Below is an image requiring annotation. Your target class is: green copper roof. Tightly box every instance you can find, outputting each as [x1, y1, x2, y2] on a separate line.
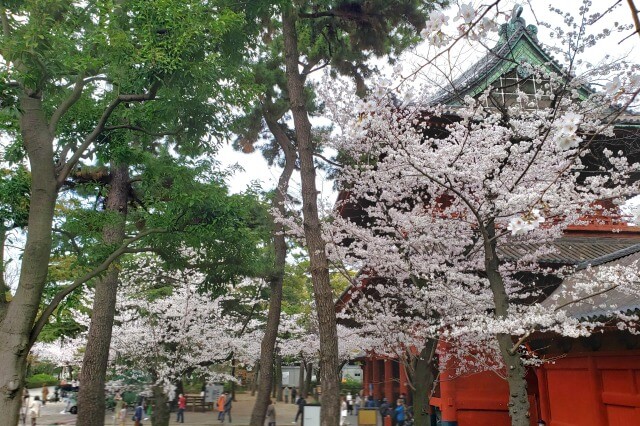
[431, 5, 574, 105]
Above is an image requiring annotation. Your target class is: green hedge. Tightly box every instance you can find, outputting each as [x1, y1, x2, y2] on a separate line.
[26, 373, 58, 389]
[340, 378, 362, 395]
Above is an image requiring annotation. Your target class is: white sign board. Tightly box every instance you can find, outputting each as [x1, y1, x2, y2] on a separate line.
[303, 405, 321, 426]
[205, 384, 224, 404]
[282, 371, 290, 384]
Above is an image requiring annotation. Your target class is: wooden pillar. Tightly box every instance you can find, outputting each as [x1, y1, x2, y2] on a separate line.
[372, 358, 381, 399]
[536, 366, 551, 423]
[363, 359, 370, 397]
[366, 359, 374, 397]
[384, 359, 393, 401]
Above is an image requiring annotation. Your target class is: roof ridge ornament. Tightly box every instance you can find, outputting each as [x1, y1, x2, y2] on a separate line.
[498, 4, 538, 42]
[511, 4, 524, 24]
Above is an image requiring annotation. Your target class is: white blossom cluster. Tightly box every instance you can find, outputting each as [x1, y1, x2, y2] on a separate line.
[321, 27, 640, 378]
[109, 254, 267, 398]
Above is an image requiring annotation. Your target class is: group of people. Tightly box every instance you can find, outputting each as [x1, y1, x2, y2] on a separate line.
[339, 393, 411, 426]
[215, 391, 233, 423]
[114, 391, 153, 426]
[267, 391, 307, 425]
[21, 386, 47, 426]
[281, 386, 298, 404]
[378, 396, 410, 426]
[340, 392, 363, 416]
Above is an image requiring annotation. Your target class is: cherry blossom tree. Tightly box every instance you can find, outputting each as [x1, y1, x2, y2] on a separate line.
[109, 254, 267, 426]
[31, 334, 86, 377]
[325, 3, 640, 425]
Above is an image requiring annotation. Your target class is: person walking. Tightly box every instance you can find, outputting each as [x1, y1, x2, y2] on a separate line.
[133, 401, 144, 426]
[41, 385, 48, 406]
[294, 394, 306, 423]
[118, 403, 128, 426]
[29, 396, 42, 426]
[176, 394, 186, 423]
[379, 398, 390, 419]
[222, 392, 232, 423]
[291, 387, 297, 404]
[217, 392, 226, 421]
[284, 387, 290, 404]
[266, 399, 276, 426]
[340, 396, 348, 426]
[394, 399, 406, 426]
[113, 391, 124, 426]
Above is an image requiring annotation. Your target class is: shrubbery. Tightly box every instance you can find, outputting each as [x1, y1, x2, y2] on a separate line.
[340, 378, 362, 395]
[26, 373, 58, 389]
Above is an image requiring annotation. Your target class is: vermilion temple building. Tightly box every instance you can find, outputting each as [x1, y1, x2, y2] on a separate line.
[335, 9, 640, 426]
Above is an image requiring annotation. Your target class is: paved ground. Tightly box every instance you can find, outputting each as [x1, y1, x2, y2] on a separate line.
[28, 392, 361, 426]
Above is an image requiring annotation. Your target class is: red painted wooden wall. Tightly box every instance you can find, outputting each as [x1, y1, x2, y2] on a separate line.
[541, 352, 640, 426]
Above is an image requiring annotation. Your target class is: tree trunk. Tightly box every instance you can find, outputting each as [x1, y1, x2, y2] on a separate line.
[298, 362, 305, 396]
[0, 96, 57, 425]
[0, 226, 8, 301]
[272, 373, 277, 399]
[151, 385, 170, 426]
[275, 353, 283, 402]
[77, 162, 129, 426]
[281, 9, 340, 426]
[249, 116, 296, 426]
[304, 363, 313, 399]
[483, 220, 529, 426]
[497, 334, 529, 426]
[231, 361, 236, 402]
[251, 361, 259, 397]
[412, 340, 437, 426]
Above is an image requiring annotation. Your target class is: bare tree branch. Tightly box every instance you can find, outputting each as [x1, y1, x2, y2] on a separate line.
[626, 0, 640, 41]
[104, 124, 181, 137]
[49, 72, 86, 135]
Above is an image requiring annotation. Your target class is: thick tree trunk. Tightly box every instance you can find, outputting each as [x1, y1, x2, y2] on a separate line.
[77, 162, 129, 426]
[483, 220, 529, 426]
[151, 385, 170, 426]
[249, 118, 295, 426]
[497, 334, 529, 426]
[0, 97, 57, 425]
[281, 9, 340, 426]
[412, 341, 437, 426]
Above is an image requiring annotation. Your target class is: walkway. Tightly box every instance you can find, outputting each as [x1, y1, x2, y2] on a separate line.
[33, 392, 310, 426]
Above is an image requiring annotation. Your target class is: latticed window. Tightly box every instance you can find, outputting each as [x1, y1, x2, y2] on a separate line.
[486, 68, 553, 109]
